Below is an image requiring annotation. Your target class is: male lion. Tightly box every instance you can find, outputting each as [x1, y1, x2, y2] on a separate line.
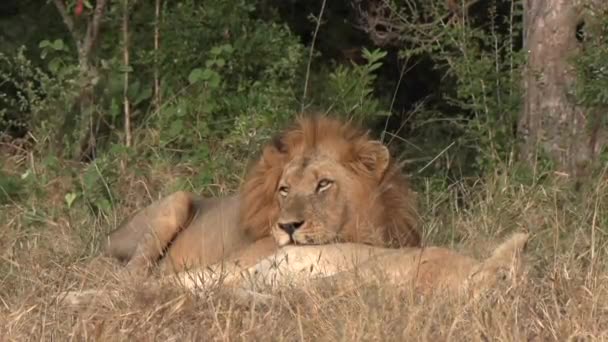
[102, 114, 420, 276]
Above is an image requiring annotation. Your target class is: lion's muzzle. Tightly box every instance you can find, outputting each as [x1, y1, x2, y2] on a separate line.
[278, 220, 305, 236]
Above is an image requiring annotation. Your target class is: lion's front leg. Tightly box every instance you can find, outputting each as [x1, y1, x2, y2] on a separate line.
[103, 191, 198, 275]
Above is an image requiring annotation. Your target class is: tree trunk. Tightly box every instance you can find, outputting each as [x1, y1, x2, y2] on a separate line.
[518, 0, 604, 179]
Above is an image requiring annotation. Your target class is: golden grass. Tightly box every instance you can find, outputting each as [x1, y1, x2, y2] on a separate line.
[1, 156, 608, 341]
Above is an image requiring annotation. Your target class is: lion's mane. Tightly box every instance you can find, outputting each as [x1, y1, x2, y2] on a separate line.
[239, 114, 420, 247]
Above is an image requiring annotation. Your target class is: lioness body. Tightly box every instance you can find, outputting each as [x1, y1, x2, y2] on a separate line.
[172, 233, 529, 298]
[63, 233, 529, 306]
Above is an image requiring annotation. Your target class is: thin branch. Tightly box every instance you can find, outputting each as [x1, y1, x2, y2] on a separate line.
[353, 0, 482, 46]
[154, 0, 162, 109]
[52, 0, 79, 46]
[301, 0, 327, 112]
[381, 55, 410, 143]
[417, 141, 455, 174]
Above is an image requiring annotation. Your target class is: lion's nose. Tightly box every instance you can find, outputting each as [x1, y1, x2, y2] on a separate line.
[278, 221, 305, 235]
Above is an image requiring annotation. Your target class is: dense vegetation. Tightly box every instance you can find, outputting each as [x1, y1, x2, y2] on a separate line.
[1, 0, 608, 339]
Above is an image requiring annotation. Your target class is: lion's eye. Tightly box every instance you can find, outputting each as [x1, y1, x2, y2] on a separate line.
[278, 185, 289, 197]
[316, 179, 333, 193]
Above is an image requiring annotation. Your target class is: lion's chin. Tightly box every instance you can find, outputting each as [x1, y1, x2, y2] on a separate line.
[272, 226, 340, 247]
[272, 230, 292, 247]
[291, 232, 339, 246]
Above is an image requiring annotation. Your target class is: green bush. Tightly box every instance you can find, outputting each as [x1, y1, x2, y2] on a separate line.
[308, 48, 390, 122]
[387, 2, 525, 176]
[141, 1, 306, 155]
[0, 169, 24, 204]
[574, 8, 608, 135]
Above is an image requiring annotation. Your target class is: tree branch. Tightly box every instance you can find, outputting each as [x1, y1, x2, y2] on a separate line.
[122, 0, 132, 149]
[82, 0, 109, 62]
[353, 0, 483, 46]
[154, 0, 162, 109]
[301, 0, 327, 110]
[52, 0, 79, 46]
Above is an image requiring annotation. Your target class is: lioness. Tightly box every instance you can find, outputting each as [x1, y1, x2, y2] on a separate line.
[65, 233, 529, 306]
[103, 114, 420, 276]
[170, 232, 529, 300]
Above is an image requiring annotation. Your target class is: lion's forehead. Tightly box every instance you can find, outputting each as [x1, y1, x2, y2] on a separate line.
[281, 154, 338, 184]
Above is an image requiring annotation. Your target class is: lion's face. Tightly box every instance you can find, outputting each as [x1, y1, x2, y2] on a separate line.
[240, 115, 420, 248]
[272, 153, 365, 247]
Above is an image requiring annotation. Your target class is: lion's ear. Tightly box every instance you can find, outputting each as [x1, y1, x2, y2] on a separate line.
[260, 134, 288, 164]
[354, 140, 390, 179]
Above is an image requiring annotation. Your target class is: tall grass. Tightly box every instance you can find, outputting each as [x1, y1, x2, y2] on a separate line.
[1, 151, 606, 340]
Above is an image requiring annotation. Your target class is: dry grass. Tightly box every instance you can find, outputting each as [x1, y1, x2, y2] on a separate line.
[1, 155, 608, 341]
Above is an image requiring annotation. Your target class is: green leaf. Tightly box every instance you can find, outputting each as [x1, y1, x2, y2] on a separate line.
[208, 71, 221, 88]
[82, 166, 98, 190]
[200, 68, 214, 80]
[201, 101, 216, 114]
[20, 169, 31, 180]
[65, 192, 77, 209]
[52, 39, 65, 51]
[39, 40, 51, 59]
[367, 62, 383, 72]
[222, 44, 234, 54]
[362, 48, 387, 64]
[119, 64, 134, 73]
[210, 46, 222, 56]
[168, 119, 184, 137]
[110, 98, 120, 118]
[109, 143, 128, 156]
[163, 104, 175, 117]
[97, 198, 112, 213]
[176, 101, 187, 117]
[188, 68, 204, 84]
[134, 86, 152, 105]
[43, 155, 60, 171]
[128, 80, 141, 97]
[48, 58, 62, 74]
